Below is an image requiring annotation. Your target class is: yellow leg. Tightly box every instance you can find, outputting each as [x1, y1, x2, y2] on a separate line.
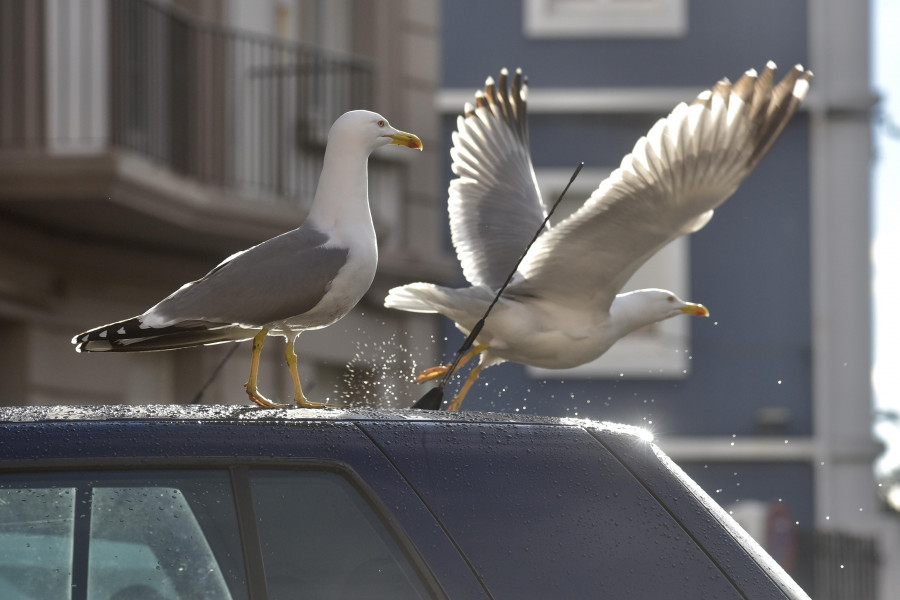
[414, 343, 489, 383]
[284, 337, 330, 409]
[244, 329, 290, 409]
[448, 363, 483, 412]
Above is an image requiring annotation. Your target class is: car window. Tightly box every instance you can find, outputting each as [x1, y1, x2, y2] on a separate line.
[0, 469, 434, 600]
[89, 487, 231, 600]
[249, 470, 431, 600]
[0, 471, 247, 600]
[0, 487, 75, 599]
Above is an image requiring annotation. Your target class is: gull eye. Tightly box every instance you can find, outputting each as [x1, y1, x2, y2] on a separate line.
[377, 119, 386, 127]
[666, 295, 675, 302]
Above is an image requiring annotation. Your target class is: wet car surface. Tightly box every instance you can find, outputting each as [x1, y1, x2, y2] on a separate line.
[0, 405, 810, 599]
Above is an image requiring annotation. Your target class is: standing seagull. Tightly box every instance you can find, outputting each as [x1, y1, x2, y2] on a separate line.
[385, 63, 811, 411]
[74, 110, 422, 408]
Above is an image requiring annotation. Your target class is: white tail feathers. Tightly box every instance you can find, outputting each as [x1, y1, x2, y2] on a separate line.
[383, 283, 443, 313]
[384, 283, 496, 332]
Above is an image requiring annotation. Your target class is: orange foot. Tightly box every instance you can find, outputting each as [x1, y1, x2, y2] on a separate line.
[244, 385, 292, 409]
[414, 365, 451, 384]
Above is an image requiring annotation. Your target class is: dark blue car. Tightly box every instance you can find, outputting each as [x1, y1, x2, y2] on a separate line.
[0, 405, 809, 599]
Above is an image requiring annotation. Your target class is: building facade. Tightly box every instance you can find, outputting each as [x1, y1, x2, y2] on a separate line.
[0, 0, 448, 407]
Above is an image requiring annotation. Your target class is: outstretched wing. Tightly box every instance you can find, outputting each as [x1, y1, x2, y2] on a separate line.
[449, 68, 547, 289]
[514, 62, 812, 310]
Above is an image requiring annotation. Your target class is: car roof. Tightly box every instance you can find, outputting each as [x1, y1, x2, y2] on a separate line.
[0, 403, 651, 437]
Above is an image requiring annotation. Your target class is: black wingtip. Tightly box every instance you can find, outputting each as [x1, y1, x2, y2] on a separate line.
[412, 387, 445, 410]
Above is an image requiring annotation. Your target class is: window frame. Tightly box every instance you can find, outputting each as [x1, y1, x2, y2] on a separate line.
[523, 0, 688, 39]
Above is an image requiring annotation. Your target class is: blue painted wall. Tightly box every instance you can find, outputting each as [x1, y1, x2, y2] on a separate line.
[442, 0, 808, 88]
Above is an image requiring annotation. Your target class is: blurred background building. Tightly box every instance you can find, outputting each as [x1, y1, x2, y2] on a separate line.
[0, 0, 894, 598]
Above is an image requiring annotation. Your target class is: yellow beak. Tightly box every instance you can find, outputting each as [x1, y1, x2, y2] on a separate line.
[680, 303, 710, 317]
[387, 131, 423, 150]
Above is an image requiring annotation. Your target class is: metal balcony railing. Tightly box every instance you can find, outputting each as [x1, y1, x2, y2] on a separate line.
[107, 0, 372, 199]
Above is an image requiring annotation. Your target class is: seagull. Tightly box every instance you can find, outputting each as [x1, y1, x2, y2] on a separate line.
[74, 110, 422, 408]
[385, 63, 811, 411]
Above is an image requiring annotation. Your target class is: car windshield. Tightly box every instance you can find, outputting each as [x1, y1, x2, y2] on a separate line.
[0, 468, 431, 600]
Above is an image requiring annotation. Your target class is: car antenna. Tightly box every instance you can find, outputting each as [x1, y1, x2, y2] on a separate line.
[413, 162, 584, 410]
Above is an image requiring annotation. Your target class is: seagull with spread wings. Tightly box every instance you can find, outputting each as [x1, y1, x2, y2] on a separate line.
[74, 110, 422, 409]
[385, 63, 811, 411]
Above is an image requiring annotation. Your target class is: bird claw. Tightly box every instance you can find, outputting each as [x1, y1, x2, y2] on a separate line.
[415, 365, 450, 384]
[245, 381, 338, 410]
[294, 396, 340, 409]
[244, 384, 292, 409]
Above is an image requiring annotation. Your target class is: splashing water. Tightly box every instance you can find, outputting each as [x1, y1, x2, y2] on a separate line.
[329, 333, 427, 408]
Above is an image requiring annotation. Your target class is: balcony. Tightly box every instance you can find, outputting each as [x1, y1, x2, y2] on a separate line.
[0, 0, 396, 259]
[109, 0, 372, 199]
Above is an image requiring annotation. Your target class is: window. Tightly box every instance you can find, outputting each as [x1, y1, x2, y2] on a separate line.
[524, 0, 687, 38]
[249, 470, 430, 599]
[0, 471, 244, 599]
[0, 487, 75, 598]
[0, 468, 431, 599]
[89, 486, 233, 599]
[528, 167, 692, 379]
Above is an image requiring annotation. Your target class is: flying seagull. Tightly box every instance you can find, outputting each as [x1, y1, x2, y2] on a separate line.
[74, 110, 422, 408]
[385, 63, 811, 411]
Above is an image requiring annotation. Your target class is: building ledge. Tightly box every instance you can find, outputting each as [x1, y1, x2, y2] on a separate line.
[656, 436, 816, 462]
[0, 149, 310, 260]
[656, 435, 884, 464]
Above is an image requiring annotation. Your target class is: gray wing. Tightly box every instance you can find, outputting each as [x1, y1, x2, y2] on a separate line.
[514, 62, 812, 310]
[148, 224, 349, 327]
[449, 69, 547, 289]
